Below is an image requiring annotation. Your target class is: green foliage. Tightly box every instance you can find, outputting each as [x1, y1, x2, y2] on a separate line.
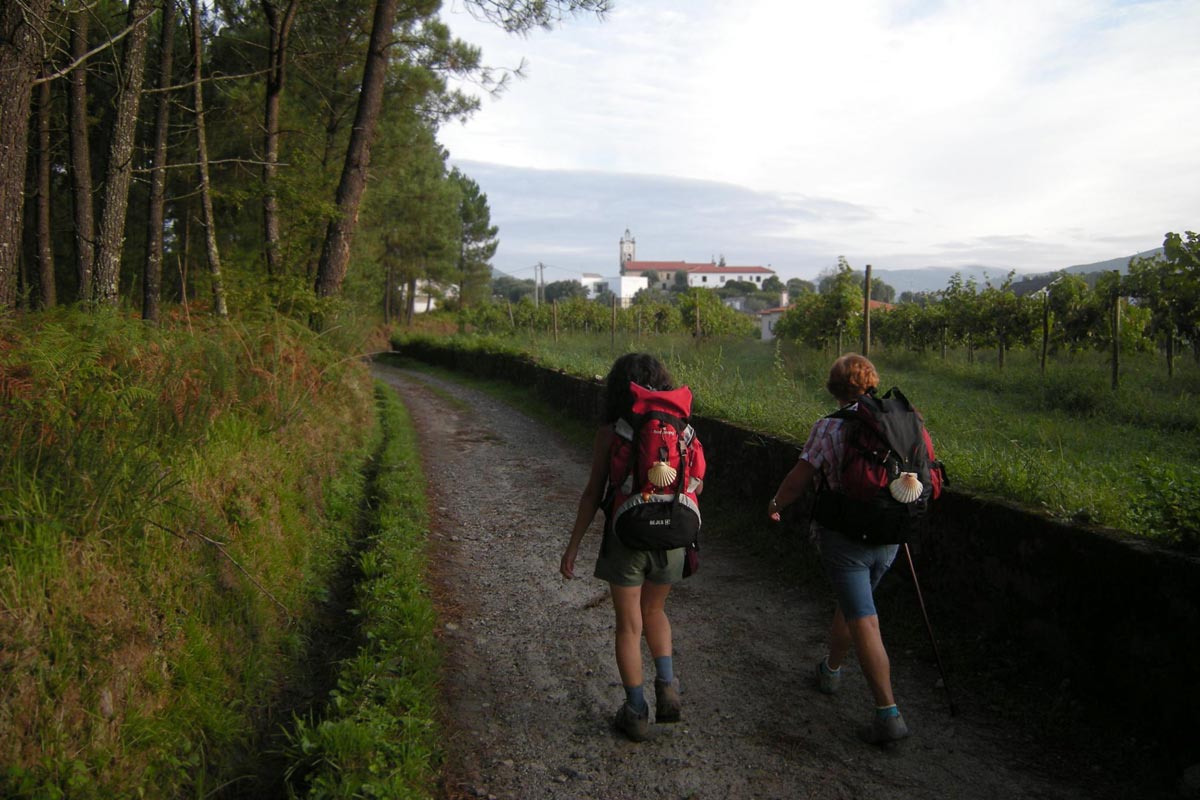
[283, 387, 440, 798]
[449, 167, 499, 309]
[0, 308, 377, 796]
[677, 288, 756, 337]
[1128, 460, 1200, 552]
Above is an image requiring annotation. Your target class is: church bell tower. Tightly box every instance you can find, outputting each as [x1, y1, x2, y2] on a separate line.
[619, 229, 636, 272]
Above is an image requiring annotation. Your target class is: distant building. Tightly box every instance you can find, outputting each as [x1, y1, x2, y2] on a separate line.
[618, 229, 776, 290]
[579, 272, 606, 296]
[597, 274, 649, 306]
[759, 305, 790, 341]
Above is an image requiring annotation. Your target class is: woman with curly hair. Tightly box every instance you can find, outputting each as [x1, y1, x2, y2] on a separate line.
[768, 353, 911, 745]
[560, 352, 696, 742]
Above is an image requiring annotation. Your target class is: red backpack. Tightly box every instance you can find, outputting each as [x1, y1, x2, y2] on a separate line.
[607, 383, 706, 552]
[811, 387, 946, 544]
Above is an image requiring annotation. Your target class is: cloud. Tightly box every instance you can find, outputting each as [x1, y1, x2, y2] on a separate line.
[437, 0, 1200, 280]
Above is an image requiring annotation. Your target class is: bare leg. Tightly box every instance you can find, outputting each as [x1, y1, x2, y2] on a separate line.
[846, 613, 895, 707]
[827, 606, 853, 670]
[610, 584, 645, 687]
[640, 581, 673, 659]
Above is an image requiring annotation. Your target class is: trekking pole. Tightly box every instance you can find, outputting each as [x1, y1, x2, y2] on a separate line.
[902, 543, 958, 716]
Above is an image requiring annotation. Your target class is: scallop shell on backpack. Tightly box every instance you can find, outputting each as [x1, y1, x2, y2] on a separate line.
[647, 461, 677, 488]
[888, 472, 923, 503]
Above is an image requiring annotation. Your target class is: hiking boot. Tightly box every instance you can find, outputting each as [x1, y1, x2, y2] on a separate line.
[858, 711, 910, 745]
[814, 658, 842, 695]
[614, 702, 649, 742]
[655, 678, 682, 723]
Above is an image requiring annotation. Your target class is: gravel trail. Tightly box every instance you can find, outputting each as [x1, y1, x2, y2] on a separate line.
[374, 363, 1127, 800]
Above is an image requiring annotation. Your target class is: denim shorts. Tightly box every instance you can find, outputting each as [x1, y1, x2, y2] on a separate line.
[593, 528, 684, 587]
[815, 524, 898, 620]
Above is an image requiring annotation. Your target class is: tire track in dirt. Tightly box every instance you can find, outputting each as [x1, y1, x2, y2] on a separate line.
[374, 364, 1120, 800]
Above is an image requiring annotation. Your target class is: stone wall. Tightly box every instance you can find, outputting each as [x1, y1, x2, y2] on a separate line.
[390, 341, 1200, 752]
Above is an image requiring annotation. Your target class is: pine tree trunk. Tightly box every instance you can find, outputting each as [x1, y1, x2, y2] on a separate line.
[68, 10, 95, 302]
[35, 72, 56, 309]
[189, 0, 226, 316]
[0, 0, 51, 310]
[94, 0, 156, 305]
[143, 0, 178, 323]
[261, 0, 299, 280]
[405, 276, 416, 326]
[313, 0, 399, 303]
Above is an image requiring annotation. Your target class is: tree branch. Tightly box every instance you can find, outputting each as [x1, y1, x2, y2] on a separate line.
[33, 6, 159, 85]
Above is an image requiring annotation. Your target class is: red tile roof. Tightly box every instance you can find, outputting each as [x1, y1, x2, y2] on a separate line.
[624, 260, 774, 275]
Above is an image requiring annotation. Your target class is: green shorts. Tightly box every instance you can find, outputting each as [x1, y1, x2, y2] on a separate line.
[593, 528, 685, 587]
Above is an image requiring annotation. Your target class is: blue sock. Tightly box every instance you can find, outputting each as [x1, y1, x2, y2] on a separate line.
[625, 685, 647, 713]
[876, 704, 900, 719]
[654, 655, 674, 684]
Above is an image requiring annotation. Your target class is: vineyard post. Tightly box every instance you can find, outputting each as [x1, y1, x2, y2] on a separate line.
[1110, 275, 1121, 391]
[862, 263, 872, 357]
[506, 298, 514, 329]
[695, 296, 701, 338]
[553, 299, 559, 343]
[611, 293, 617, 350]
[1041, 289, 1049, 376]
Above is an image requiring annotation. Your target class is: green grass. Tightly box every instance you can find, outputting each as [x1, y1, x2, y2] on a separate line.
[0, 308, 378, 797]
[390, 330, 1200, 549]
[281, 385, 441, 799]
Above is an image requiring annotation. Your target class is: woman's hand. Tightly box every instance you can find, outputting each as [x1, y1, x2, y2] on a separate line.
[560, 544, 579, 579]
[769, 459, 815, 524]
[767, 496, 781, 522]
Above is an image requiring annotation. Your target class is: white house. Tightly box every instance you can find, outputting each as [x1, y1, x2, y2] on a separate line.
[597, 274, 649, 305]
[617, 229, 777, 290]
[759, 305, 790, 341]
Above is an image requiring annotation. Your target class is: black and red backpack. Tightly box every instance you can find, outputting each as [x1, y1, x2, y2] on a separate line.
[607, 382, 707, 552]
[811, 387, 947, 544]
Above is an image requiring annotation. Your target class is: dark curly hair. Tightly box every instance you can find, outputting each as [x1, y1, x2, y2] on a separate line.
[603, 353, 674, 423]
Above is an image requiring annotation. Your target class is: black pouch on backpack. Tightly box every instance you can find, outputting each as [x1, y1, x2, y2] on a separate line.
[614, 499, 700, 552]
[812, 490, 925, 545]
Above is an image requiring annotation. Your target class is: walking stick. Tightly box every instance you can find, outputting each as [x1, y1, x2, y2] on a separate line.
[902, 543, 958, 716]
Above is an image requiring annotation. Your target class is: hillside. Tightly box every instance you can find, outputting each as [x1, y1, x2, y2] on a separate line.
[862, 246, 1166, 296]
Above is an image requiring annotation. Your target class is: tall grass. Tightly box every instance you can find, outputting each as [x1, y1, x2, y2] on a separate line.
[392, 330, 1200, 549]
[0, 308, 376, 796]
[282, 386, 440, 799]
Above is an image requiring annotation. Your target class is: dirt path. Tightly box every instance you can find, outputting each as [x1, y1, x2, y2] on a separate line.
[373, 364, 1123, 800]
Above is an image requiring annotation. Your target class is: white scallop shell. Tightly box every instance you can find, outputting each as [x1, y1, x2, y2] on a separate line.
[647, 461, 677, 488]
[888, 472, 923, 503]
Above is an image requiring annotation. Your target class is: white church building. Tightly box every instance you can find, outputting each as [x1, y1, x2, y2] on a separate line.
[583, 230, 777, 305]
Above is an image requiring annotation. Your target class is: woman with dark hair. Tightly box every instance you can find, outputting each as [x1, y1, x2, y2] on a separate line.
[560, 352, 692, 742]
[768, 353, 911, 745]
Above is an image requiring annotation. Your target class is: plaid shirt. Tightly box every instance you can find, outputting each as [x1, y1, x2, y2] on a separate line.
[799, 416, 847, 492]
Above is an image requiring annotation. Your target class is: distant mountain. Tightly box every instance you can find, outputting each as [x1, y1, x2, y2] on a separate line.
[871, 248, 1166, 297]
[1061, 248, 1163, 275]
[869, 265, 1016, 296]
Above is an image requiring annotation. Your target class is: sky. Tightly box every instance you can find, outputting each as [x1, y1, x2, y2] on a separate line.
[435, 0, 1200, 285]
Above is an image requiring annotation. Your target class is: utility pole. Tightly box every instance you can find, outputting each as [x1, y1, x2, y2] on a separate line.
[862, 264, 872, 357]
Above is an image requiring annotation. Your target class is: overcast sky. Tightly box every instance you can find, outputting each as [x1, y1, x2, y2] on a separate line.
[435, 0, 1199, 285]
